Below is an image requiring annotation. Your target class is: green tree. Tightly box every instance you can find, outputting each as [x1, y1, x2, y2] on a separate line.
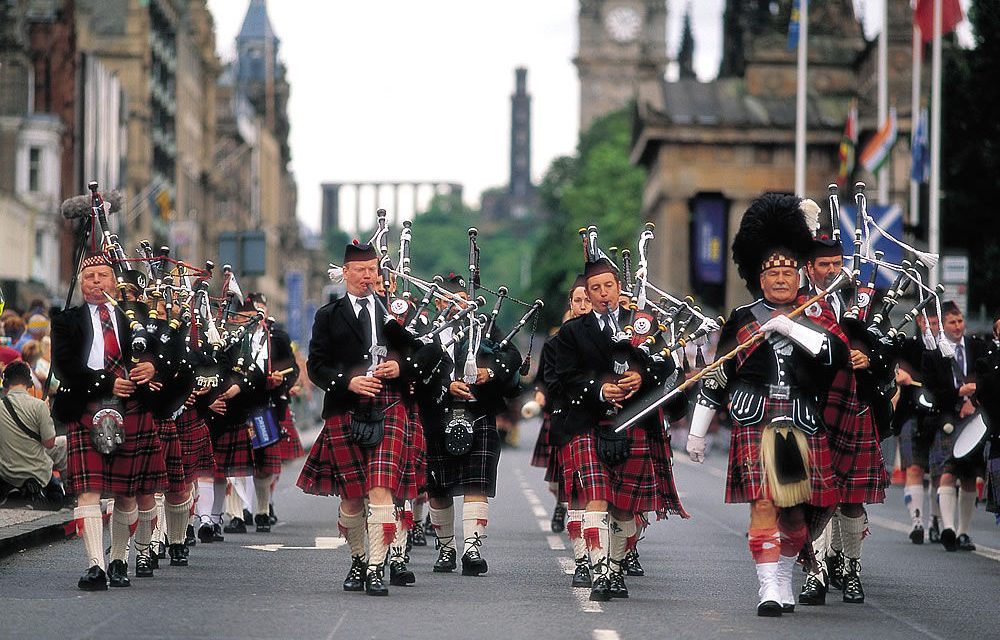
[531, 108, 647, 328]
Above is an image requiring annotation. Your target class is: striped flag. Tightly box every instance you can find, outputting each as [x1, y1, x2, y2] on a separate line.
[911, 107, 930, 184]
[859, 107, 898, 174]
[836, 100, 858, 187]
[787, 0, 802, 50]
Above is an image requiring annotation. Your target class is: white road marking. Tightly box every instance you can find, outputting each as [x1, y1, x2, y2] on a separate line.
[243, 537, 347, 552]
[533, 505, 549, 518]
[558, 556, 577, 575]
[592, 631, 620, 640]
[574, 584, 603, 613]
[867, 514, 1000, 563]
[546, 535, 566, 550]
[538, 519, 551, 532]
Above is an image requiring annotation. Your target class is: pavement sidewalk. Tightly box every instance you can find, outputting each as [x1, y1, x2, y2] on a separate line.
[0, 418, 324, 559]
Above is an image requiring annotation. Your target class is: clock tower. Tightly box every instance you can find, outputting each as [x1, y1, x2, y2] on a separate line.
[575, 0, 668, 131]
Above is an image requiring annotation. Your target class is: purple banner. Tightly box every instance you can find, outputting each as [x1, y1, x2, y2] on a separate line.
[692, 197, 727, 285]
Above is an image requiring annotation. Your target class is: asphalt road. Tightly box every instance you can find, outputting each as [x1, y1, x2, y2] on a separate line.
[1, 419, 997, 640]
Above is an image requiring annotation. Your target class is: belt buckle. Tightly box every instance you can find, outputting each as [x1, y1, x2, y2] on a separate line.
[769, 384, 791, 400]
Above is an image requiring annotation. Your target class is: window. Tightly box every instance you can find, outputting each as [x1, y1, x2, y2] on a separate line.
[28, 147, 41, 192]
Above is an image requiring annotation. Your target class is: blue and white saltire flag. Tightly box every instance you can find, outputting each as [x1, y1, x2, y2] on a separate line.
[839, 204, 904, 287]
[788, 0, 802, 50]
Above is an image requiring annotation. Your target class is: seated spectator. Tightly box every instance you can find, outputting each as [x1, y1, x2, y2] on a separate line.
[0, 362, 67, 509]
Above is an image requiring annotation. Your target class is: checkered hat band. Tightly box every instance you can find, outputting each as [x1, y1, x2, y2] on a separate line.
[761, 253, 797, 271]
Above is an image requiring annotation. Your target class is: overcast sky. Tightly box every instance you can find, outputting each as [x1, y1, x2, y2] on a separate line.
[205, 0, 972, 234]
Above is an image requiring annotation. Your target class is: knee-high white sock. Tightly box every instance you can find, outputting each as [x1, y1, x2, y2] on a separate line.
[110, 506, 138, 563]
[241, 476, 254, 512]
[839, 513, 867, 560]
[212, 479, 227, 525]
[904, 484, 925, 527]
[609, 515, 637, 574]
[411, 497, 427, 526]
[224, 479, 244, 519]
[930, 483, 942, 518]
[462, 501, 489, 556]
[134, 507, 157, 558]
[390, 504, 412, 562]
[567, 509, 587, 562]
[938, 485, 958, 531]
[829, 510, 844, 554]
[195, 479, 214, 525]
[813, 519, 831, 561]
[366, 504, 396, 572]
[254, 475, 273, 516]
[152, 494, 166, 544]
[166, 495, 193, 546]
[583, 511, 610, 577]
[429, 505, 456, 551]
[338, 506, 367, 558]
[75, 505, 105, 570]
[957, 488, 977, 535]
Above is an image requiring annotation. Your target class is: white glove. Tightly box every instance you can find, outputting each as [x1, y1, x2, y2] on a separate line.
[759, 315, 826, 356]
[686, 434, 706, 463]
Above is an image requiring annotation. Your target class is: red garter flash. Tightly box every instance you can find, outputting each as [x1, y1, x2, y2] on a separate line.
[382, 522, 396, 546]
[583, 527, 603, 550]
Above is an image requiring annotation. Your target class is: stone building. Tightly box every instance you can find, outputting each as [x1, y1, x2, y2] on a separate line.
[629, 0, 922, 312]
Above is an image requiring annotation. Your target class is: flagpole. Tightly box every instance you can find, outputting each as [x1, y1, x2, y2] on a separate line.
[909, 22, 922, 229]
[794, 0, 808, 197]
[928, 0, 942, 287]
[877, 0, 889, 205]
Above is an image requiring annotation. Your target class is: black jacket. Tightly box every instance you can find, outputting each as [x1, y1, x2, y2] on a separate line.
[548, 311, 673, 446]
[921, 335, 993, 420]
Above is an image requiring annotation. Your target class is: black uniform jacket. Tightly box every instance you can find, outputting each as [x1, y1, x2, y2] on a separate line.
[307, 295, 412, 419]
[921, 335, 993, 420]
[548, 311, 674, 447]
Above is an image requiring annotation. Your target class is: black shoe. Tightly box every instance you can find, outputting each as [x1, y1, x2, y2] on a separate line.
[135, 552, 154, 578]
[842, 558, 865, 604]
[940, 528, 958, 551]
[243, 508, 253, 526]
[254, 513, 271, 533]
[410, 525, 427, 547]
[827, 551, 845, 591]
[550, 503, 567, 533]
[572, 560, 593, 588]
[909, 524, 925, 544]
[461, 549, 488, 576]
[757, 600, 783, 617]
[185, 524, 197, 547]
[212, 523, 225, 542]
[155, 540, 166, 559]
[423, 514, 434, 536]
[433, 547, 457, 573]
[608, 571, 629, 598]
[343, 555, 366, 592]
[107, 559, 130, 587]
[798, 570, 828, 606]
[365, 567, 389, 596]
[928, 517, 941, 543]
[78, 565, 108, 591]
[197, 523, 214, 544]
[223, 517, 247, 534]
[168, 543, 189, 567]
[389, 560, 416, 586]
[957, 533, 976, 551]
[623, 548, 644, 577]
[268, 503, 277, 526]
[589, 575, 612, 602]
[782, 604, 796, 613]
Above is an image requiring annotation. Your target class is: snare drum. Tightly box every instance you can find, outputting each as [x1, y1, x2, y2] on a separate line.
[952, 411, 989, 460]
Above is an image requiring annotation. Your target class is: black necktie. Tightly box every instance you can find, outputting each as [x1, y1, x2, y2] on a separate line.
[602, 314, 614, 340]
[954, 342, 966, 388]
[357, 298, 372, 348]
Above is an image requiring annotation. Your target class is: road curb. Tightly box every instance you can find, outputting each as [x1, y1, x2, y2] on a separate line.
[0, 508, 75, 559]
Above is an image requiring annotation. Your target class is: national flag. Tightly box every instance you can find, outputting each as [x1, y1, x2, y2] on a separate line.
[914, 0, 964, 44]
[859, 107, 898, 174]
[836, 100, 858, 187]
[911, 107, 930, 184]
[787, 0, 802, 50]
[839, 204, 904, 288]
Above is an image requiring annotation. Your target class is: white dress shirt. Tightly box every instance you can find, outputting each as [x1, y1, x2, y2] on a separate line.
[86, 302, 122, 371]
[346, 292, 378, 351]
[592, 307, 621, 333]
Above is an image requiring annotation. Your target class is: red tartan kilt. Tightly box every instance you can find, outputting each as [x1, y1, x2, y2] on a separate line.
[155, 418, 188, 494]
[725, 398, 840, 507]
[297, 393, 409, 500]
[826, 406, 889, 504]
[395, 402, 426, 501]
[175, 408, 216, 482]
[562, 427, 688, 517]
[66, 403, 168, 497]
[212, 426, 254, 478]
[276, 406, 306, 461]
[530, 414, 554, 468]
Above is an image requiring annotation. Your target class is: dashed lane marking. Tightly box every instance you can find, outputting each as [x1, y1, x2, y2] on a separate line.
[558, 556, 577, 575]
[592, 629, 620, 639]
[533, 505, 549, 518]
[546, 535, 566, 550]
[538, 519, 551, 532]
[867, 514, 1000, 563]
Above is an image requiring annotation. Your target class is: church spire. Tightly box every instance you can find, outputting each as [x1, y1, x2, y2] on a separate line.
[678, 5, 696, 79]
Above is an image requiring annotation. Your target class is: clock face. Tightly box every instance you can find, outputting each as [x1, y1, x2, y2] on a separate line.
[605, 5, 642, 43]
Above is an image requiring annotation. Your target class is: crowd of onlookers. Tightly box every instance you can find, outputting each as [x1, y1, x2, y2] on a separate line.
[0, 299, 67, 510]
